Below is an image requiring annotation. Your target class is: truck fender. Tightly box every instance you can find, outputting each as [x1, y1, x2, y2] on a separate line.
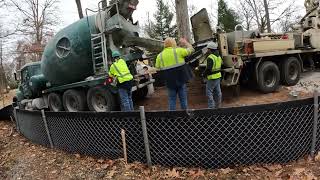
[254, 57, 263, 82]
[297, 54, 304, 72]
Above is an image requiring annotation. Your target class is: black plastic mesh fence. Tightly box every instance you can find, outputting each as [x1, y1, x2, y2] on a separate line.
[146, 100, 314, 168]
[14, 97, 318, 169]
[45, 111, 146, 163]
[16, 110, 50, 146]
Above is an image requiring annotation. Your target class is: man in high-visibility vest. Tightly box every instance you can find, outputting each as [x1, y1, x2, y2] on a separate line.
[155, 38, 194, 111]
[202, 42, 223, 109]
[109, 51, 134, 112]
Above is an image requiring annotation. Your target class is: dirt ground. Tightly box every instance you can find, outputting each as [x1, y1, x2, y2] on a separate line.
[0, 73, 319, 179]
[136, 76, 313, 111]
[1, 120, 320, 180]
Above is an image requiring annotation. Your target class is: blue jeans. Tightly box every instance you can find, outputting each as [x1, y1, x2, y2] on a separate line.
[118, 88, 134, 112]
[206, 79, 222, 109]
[167, 84, 188, 111]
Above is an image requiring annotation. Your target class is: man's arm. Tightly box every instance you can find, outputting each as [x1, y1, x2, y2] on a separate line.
[179, 38, 195, 55]
[202, 57, 214, 77]
[155, 55, 161, 69]
[108, 65, 115, 77]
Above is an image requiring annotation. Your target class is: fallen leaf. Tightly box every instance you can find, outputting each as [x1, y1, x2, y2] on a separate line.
[191, 169, 205, 178]
[220, 168, 233, 175]
[304, 172, 317, 180]
[97, 159, 104, 163]
[265, 164, 282, 171]
[165, 168, 180, 178]
[275, 170, 283, 177]
[101, 164, 109, 169]
[106, 169, 116, 179]
[106, 160, 115, 166]
[315, 152, 320, 162]
[293, 168, 306, 175]
[48, 159, 56, 164]
[242, 168, 249, 173]
[75, 154, 81, 158]
[51, 170, 57, 174]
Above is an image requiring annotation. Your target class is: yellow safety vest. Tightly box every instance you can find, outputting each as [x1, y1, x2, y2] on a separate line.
[155, 47, 192, 70]
[207, 54, 222, 80]
[109, 59, 133, 83]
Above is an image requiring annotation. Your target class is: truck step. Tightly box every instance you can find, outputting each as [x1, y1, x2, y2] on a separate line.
[94, 46, 102, 50]
[94, 52, 103, 57]
[95, 56, 103, 60]
[95, 63, 104, 67]
[91, 36, 102, 41]
[92, 42, 102, 47]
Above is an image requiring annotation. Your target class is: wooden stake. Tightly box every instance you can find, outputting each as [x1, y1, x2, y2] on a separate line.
[121, 129, 128, 164]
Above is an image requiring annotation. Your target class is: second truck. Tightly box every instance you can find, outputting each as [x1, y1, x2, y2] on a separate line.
[190, 3, 320, 94]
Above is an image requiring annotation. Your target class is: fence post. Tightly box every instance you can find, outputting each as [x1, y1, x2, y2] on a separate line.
[13, 107, 20, 134]
[311, 90, 319, 159]
[140, 106, 152, 167]
[41, 110, 54, 149]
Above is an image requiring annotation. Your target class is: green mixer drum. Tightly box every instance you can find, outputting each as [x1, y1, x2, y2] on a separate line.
[41, 16, 98, 86]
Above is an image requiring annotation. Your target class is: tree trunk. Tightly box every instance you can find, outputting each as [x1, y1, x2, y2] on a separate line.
[0, 41, 7, 93]
[263, 0, 271, 33]
[175, 0, 192, 42]
[75, 0, 84, 19]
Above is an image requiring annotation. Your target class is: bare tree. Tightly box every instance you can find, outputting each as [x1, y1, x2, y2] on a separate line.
[238, 0, 255, 30]
[239, 0, 300, 32]
[263, 0, 271, 32]
[175, 0, 192, 42]
[9, 0, 60, 60]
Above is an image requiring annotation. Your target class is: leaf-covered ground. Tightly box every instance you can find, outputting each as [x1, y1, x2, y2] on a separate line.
[1, 120, 320, 180]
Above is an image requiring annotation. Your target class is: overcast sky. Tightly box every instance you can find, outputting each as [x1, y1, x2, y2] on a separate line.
[1, 0, 306, 57]
[58, 0, 213, 29]
[59, 0, 305, 30]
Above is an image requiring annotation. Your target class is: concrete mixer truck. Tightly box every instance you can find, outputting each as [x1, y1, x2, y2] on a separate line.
[14, 0, 163, 112]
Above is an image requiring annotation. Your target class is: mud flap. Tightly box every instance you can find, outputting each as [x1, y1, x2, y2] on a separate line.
[0, 105, 13, 121]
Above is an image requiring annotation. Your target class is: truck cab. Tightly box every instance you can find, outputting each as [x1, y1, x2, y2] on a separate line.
[15, 62, 48, 110]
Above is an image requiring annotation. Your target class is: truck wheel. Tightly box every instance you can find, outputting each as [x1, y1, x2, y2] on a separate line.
[257, 61, 280, 93]
[48, 93, 64, 112]
[63, 89, 87, 112]
[281, 57, 301, 86]
[87, 86, 116, 112]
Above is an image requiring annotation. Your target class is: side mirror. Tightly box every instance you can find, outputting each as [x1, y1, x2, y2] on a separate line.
[14, 73, 17, 81]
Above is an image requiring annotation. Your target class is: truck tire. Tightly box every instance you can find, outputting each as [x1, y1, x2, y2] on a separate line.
[63, 89, 87, 112]
[257, 61, 280, 93]
[48, 93, 64, 112]
[281, 57, 301, 86]
[87, 86, 117, 112]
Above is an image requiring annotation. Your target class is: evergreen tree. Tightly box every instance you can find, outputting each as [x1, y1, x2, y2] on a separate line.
[218, 0, 240, 32]
[145, 0, 177, 40]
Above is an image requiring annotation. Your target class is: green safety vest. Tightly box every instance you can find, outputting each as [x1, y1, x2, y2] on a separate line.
[207, 54, 222, 80]
[155, 47, 192, 70]
[109, 59, 133, 83]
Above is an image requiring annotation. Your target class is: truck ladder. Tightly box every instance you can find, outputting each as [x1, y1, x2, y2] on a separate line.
[91, 33, 108, 75]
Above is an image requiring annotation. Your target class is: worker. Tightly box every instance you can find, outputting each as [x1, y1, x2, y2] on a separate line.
[202, 42, 222, 109]
[109, 51, 134, 112]
[155, 38, 194, 111]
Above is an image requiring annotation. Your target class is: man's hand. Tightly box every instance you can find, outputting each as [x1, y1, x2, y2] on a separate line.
[179, 38, 188, 46]
[179, 37, 194, 53]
